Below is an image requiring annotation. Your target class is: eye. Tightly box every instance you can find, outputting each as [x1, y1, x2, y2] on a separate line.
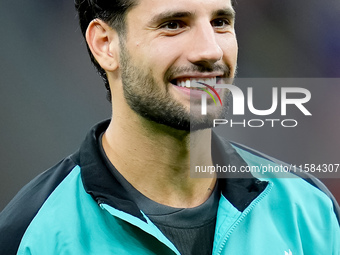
[211, 18, 231, 30]
[160, 21, 186, 30]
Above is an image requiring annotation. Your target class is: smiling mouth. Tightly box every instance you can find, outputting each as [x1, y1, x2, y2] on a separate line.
[170, 77, 222, 89]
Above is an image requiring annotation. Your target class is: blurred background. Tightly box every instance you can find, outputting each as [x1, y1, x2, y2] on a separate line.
[0, 0, 339, 210]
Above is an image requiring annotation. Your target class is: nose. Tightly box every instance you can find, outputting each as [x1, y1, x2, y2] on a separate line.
[187, 22, 223, 66]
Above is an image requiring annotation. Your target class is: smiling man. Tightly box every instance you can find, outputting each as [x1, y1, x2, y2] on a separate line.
[99, 0, 237, 208]
[0, 0, 339, 254]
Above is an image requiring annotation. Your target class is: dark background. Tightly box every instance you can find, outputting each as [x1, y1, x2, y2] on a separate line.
[1, 0, 339, 210]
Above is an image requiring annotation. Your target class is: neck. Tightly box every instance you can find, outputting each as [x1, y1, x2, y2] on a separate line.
[102, 106, 216, 208]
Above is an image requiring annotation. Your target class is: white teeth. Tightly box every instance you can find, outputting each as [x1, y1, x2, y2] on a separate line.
[191, 78, 217, 87]
[176, 77, 217, 88]
[205, 77, 216, 85]
[210, 77, 217, 85]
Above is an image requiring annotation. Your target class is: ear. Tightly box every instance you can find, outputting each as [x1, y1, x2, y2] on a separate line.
[85, 19, 119, 72]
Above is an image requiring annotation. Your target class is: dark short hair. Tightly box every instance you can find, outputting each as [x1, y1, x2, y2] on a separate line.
[74, 0, 137, 101]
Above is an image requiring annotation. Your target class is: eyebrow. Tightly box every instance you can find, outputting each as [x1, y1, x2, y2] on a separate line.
[149, 11, 194, 25]
[148, 7, 236, 26]
[212, 8, 236, 20]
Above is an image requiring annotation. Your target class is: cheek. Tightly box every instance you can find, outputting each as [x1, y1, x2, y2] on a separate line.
[142, 38, 185, 77]
[232, 38, 239, 61]
[219, 36, 238, 62]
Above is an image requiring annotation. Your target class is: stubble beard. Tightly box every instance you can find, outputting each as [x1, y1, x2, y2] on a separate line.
[119, 42, 231, 132]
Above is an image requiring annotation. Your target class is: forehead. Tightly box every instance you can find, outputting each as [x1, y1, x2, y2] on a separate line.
[129, 0, 234, 19]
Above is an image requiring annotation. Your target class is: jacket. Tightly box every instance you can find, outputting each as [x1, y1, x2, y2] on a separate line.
[0, 120, 339, 254]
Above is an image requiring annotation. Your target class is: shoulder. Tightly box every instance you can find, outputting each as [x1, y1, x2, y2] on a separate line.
[230, 141, 340, 224]
[0, 156, 78, 255]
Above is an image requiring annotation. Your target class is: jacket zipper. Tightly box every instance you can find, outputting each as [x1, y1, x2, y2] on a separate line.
[215, 182, 273, 255]
[99, 202, 181, 255]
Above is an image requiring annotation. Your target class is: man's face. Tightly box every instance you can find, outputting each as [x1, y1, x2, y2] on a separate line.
[119, 0, 238, 131]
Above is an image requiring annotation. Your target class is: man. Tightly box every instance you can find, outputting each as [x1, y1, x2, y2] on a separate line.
[0, 0, 339, 254]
